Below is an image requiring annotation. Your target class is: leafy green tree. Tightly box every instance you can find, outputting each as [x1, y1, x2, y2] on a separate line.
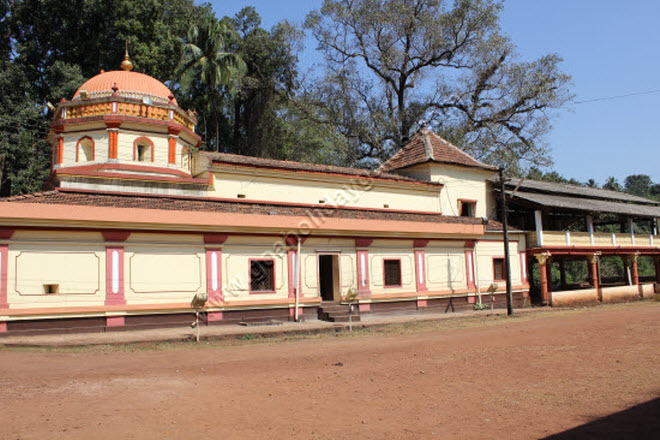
[603, 177, 623, 192]
[623, 174, 652, 198]
[305, 0, 572, 169]
[177, 16, 245, 151]
[229, 8, 299, 157]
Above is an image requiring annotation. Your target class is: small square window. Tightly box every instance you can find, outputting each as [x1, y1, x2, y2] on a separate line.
[251, 260, 275, 292]
[460, 201, 476, 217]
[493, 258, 505, 281]
[43, 284, 59, 294]
[384, 259, 402, 287]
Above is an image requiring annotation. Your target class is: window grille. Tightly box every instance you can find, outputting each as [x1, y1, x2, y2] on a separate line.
[384, 259, 402, 287]
[251, 260, 275, 292]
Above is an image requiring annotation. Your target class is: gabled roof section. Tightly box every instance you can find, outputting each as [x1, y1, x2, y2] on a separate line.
[203, 152, 442, 187]
[378, 127, 497, 172]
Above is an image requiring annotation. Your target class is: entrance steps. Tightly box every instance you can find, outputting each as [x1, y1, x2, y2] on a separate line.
[318, 302, 360, 323]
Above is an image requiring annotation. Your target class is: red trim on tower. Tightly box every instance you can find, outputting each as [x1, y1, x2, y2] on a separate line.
[56, 137, 64, 165]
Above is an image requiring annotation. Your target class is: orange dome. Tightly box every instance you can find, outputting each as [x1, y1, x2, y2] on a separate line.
[72, 70, 177, 105]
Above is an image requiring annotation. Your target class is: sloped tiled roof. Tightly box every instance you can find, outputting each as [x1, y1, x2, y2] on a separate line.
[2, 190, 479, 225]
[378, 128, 497, 172]
[203, 152, 442, 186]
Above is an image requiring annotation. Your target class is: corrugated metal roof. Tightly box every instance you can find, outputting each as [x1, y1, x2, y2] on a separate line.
[510, 191, 660, 218]
[504, 178, 657, 205]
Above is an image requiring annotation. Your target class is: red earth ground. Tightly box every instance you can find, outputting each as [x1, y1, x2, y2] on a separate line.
[0, 302, 658, 439]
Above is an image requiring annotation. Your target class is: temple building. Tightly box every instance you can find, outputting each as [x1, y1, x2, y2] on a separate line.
[0, 56, 657, 334]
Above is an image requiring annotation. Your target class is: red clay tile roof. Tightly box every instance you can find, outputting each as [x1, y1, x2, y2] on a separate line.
[3, 190, 480, 225]
[73, 70, 176, 105]
[484, 219, 522, 232]
[203, 152, 442, 187]
[379, 128, 497, 172]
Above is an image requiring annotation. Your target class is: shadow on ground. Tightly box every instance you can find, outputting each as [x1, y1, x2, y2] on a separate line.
[543, 398, 660, 439]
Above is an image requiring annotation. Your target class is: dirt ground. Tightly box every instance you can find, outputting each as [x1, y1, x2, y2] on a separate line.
[1, 303, 658, 440]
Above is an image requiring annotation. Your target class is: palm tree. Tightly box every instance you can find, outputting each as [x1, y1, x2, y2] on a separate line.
[178, 17, 245, 151]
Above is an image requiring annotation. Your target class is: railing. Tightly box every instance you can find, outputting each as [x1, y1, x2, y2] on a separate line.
[527, 231, 658, 248]
[56, 98, 196, 130]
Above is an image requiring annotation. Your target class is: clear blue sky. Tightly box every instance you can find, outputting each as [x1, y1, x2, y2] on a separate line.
[209, 0, 659, 185]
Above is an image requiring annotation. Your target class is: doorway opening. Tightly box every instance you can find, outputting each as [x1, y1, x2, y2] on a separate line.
[318, 254, 340, 301]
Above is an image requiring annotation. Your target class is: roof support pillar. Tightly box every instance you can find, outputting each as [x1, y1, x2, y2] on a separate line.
[587, 254, 600, 294]
[629, 218, 635, 246]
[534, 210, 544, 247]
[535, 252, 551, 306]
[586, 215, 595, 246]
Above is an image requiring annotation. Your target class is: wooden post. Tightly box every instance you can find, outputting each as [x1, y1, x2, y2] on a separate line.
[655, 256, 660, 284]
[559, 259, 567, 290]
[536, 253, 551, 306]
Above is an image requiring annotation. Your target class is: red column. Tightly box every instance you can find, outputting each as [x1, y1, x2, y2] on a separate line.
[106, 121, 121, 159]
[588, 254, 599, 290]
[536, 254, 550, 306]
[168, 126, 181, 165]
[56, 136, 64, 165]
[631, 256, 639, 286]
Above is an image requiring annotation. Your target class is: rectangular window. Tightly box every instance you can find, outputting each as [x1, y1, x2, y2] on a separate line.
[460, 200, 476, 217]
[250, 260, 275, 293]
[493, 258, 505, 281]
[384, 259, 402, 287]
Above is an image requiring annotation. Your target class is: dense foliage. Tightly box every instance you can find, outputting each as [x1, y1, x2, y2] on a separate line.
[0, 0, 651, 199]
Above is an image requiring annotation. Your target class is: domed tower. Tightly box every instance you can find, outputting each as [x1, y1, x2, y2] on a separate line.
[47, 51, 208, 195]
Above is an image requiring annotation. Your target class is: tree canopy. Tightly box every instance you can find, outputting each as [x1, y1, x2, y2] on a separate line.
[2, 0, 652, 200]
[304, 0, 572, 170]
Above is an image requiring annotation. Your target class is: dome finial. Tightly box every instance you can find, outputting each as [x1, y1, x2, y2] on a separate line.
[120, 40, 133, 71]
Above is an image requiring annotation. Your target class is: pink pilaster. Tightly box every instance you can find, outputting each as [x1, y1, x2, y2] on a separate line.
[205, 248, 223, 303]
[287, 249, 302, 299]
[520, 251, 528, 285]
[105, 246, 126, 306]
[414, 249, 428, 292]
[356, 249, 371, 296]
[464, 248, 476, 289]
[0, 244, 8, 309]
